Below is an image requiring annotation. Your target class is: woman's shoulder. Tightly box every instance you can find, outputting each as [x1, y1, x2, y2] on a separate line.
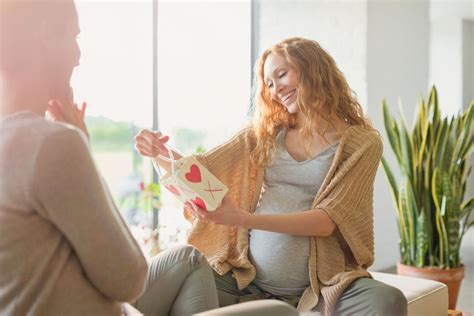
[235, 123, 255, 138]
[339, 125, 383, 158]
[343, 125, 382, 146]
[222, 123, 256, 148]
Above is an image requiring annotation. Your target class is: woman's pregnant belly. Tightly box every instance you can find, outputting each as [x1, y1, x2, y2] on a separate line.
[249, 229, 310, 296]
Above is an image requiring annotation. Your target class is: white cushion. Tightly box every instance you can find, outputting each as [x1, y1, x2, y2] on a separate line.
[371, 271, 448, 316]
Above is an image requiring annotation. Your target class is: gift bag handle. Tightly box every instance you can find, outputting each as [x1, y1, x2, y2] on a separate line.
[152, 144, 179, 179]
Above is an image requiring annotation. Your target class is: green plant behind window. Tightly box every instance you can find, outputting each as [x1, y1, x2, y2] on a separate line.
[381, 86, 473, 268]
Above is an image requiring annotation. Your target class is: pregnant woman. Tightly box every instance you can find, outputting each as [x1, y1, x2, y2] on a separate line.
[135, 37, 407, 316]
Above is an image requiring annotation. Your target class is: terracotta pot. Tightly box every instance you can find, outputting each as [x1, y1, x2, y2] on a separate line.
[397, 262, 465, 310]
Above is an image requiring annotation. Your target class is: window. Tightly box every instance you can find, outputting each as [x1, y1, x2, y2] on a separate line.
[72, 0, 251, 253]
[156, 0, 251, 247]
[72, 1, 155, 253]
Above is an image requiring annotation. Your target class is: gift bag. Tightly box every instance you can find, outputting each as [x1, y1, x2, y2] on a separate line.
[152, 146, 228, 211]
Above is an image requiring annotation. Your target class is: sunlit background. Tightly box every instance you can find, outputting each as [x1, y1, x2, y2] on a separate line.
[72, 0, 251, 251]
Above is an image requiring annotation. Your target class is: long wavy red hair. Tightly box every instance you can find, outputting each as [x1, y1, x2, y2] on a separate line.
[250, 37, 373, 167]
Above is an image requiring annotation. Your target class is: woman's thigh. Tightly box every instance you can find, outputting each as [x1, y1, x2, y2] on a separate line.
[334, 277, 407, 316]
[213, 271, 251, 307]
[134, 245, 219, 316]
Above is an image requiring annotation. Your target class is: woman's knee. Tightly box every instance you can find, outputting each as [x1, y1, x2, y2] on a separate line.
[372, 285, 407, 316]
[168, 244, 206, 265]
[148, 244, 209, 276]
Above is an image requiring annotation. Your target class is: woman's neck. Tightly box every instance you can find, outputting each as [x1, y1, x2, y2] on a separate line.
[291, 112, 347, 143]
[292, 112, 334, 131]
[0, 76, 48, 119]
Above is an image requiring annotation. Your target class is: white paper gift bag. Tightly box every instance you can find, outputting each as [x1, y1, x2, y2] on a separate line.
[153, 146, 228, 211]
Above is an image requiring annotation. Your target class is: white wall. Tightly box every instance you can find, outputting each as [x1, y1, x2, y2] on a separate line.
[254, 0, 368, 107]
[429, 18, 464, 116]
[463, 20, 474, 111]
[430, 0, 474, 21]
[429, 0, 474, 115]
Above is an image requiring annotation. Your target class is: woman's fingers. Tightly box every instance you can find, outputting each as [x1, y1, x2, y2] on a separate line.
[147, 131, 169, 151]
[134, 143, 155, 157]
[46, 99, 89, 138]
[156, 135, 169, 152]
[185, 201, 208, 220]
[184, 202, 199, 219]
[46, 101, 65, 121]
[194, 202, 209, 218]
[134, 129, 171, 157]
[134, 130, 160, 155]
[56, 100, 73, 120]
[47, 99, 78, 123]
[137, 130, 160, 150]
[78, 102, 87, 119]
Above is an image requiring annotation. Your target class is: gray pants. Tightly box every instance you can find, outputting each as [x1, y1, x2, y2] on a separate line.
[133, 245, 297, 316]
[214, 271, 408, 316]
[333, 277, 407, 316]
[134, 245, 219, 315]
[134, 245, 406, 316]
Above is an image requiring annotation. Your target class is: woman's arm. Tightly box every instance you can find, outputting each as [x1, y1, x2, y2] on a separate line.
[34, 129, 148, 302]
[185, 196, 336, 237]
[241, 208, 336, 236]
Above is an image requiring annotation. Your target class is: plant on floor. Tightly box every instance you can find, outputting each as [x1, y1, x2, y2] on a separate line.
[381, 86, 473, 268]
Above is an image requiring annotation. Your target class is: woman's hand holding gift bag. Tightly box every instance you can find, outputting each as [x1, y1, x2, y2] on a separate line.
[134, 129, 170, 158]
[135, 129, 228, 212]
[185, 196, 248, 226]
[134, 129, 182, 175]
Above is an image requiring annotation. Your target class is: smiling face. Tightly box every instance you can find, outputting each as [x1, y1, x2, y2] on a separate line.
[263, 53, 299, 114]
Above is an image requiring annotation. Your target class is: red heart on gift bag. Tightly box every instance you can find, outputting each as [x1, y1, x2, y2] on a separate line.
[165, 184, 180, 196]
[193, 197, 207, 210]
[185, 164, 202, 183]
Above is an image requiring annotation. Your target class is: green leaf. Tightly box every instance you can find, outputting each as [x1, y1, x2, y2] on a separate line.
[432, 168, 443, 212]
[382, 100, 402, 164]
[442, 118, 457, 172]
[461, 197, 474, 213]
[399, 116, 414, 181]
[467, 220, 474, 230]
[416, 211, 428, 267]
[418, 115, 429, 168]
[427, 86, 441, 128]
[435, 119, 449, 169]
[400, 178, 416, 263]
[381, 157, 399, 203]
[459, 104, 474, 159]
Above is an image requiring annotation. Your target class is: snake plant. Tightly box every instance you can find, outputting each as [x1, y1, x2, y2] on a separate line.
[381, 86, 474, 268]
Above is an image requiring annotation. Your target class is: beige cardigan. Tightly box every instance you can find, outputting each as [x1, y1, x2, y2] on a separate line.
[0, 112, 147, 316]
[185, 124, 383, 315]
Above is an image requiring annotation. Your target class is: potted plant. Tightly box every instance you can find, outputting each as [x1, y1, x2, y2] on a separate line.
[381, 86, 473, 309]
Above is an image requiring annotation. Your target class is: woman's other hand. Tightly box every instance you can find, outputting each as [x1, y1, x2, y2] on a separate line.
[134, 129, 170, 158]
[184, 196, 248, 226]
[47, 99, 89, 138]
